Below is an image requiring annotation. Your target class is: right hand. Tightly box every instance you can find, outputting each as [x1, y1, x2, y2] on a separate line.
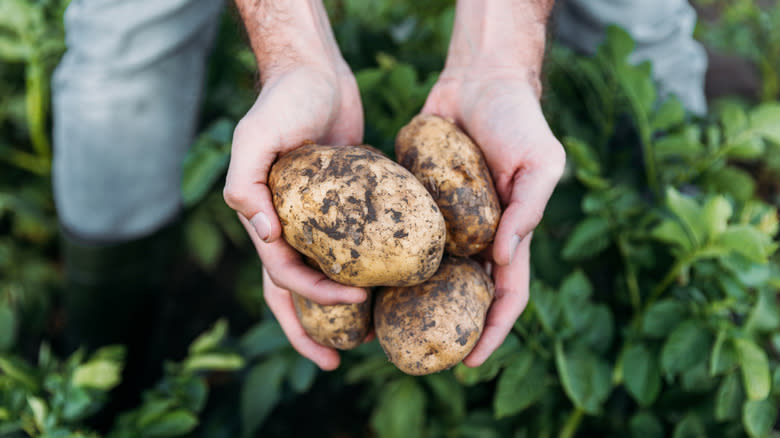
[224, 63, 367, 371]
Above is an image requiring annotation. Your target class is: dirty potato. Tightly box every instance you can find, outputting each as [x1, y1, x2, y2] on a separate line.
[292, 292, 372, 350]
[269, 143, 446, 287]
[374, 256, 495, 375]
[396, 114, 501, 256]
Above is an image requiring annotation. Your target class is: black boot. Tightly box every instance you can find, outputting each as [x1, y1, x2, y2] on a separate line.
[61, 222, 180, 428]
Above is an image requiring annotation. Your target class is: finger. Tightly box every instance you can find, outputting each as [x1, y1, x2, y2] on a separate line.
[421, 81, 459, 121]
[263, 268, 341, 370]
[463, 234, 531, 367]
[492, 147, 564, 266]
[239, 214, 367, 305]
[363, 329, 376, 344]
[223, 116, 283, 244]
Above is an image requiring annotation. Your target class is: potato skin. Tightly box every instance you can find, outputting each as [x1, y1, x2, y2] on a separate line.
[292, 292, 372, 350]
[396, 114, 501, 256]
[374, 256, 495, 375]
[269, 143, 446, 287]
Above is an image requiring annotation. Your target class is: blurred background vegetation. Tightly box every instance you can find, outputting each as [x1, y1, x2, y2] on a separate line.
[2, 0, 780, 437]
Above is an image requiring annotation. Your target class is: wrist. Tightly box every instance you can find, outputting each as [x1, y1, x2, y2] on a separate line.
[235, 0, 349, 83]
[444, 0, 552, 91]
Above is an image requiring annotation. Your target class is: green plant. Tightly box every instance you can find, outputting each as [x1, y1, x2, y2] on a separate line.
[0, 320, 244, 437]
[2, 1, 780, 437]
[695, 0, 780, 101]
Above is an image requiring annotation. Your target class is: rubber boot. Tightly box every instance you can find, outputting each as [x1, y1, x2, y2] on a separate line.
[61, 222, 180, 428]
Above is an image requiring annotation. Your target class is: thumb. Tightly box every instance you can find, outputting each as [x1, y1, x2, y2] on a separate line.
[223, 119, 283, 243]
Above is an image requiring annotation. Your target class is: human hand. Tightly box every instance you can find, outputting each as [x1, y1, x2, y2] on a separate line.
[226, 0, 367, 370]
[423, 0, 564, 367]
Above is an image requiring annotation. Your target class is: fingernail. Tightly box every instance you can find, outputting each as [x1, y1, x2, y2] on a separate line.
[250, 211, 271, 242]
[484, 261, 493, 277]
[508, 235, 521, 263]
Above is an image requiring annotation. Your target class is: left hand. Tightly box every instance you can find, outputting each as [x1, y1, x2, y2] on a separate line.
[422, 68, 565, 367]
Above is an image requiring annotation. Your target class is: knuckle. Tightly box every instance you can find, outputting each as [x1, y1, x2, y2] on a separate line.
[222, 184, 248, 209]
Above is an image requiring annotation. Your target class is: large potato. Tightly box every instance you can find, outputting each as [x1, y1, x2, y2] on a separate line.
[374, 256, 495, 375]
[269, 143, 446, 287]
[396, 114, 501, 256]
[292, 292, 372, 350]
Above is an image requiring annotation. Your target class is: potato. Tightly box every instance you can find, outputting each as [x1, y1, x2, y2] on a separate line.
[269, 143, 446, 287]
[396, 114, 501, 256]
[374, 256, 495, 375]
[292, 292, 372, 350]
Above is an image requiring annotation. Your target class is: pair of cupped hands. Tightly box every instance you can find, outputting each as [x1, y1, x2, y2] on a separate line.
[223, 56, 565, 371]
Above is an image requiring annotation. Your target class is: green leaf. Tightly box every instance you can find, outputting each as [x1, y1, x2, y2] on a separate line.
[665, 187, 706, 247]
[531, 282, 560, 334]
[716, 225, 777, 262]
[356, 68, 385, 92]
[181, 138, 229, 207]
[629, 412, 664, 438]
[559, 270, 594, 332]
[561, 216, 611, 261]
[189, 319, 228, 355]
[622, 344, 661, 407]
[182, 353, 244, 373]
[672, 414, 706, 438]
[142, 410, 198, 437]
[651, 219, 692, 252]
[660, 321, 712, 378]
[726, 137, 765, 160]
[554, 342, 612, 414]
[371, 378, 426, 438]
[240, 320, 288, 358]
[62, 386, 92, 422]
[137, 399, 176, 428]
[0, 303, 16, 351]
[654, 127, 704, 160]
[0, 356, 38, 390]
[734, 338, 770, 401]
[749, 103, 780, 144]
[702, 196, 733, 240]
[743, 398, 777, 438]
[27, 396, 47, 432]
[745, 288, 780, 333]
[715, 372, 744, 422]
[204, 118, 235, 144]
[424, 373, 465, 420]
[176, 377, 208, 413]
[721, 102, 749, 141]
[72, 359, 122, 390]
[494, 352, 546, 418]
[642, 300, 686, 338]
[582, 305, 614, 353]
[652, 96, 685, 131]
[563, 137, 601, 175]
[710, 329, 739, 376]
[288, 356, 317, 393]
[241, 356, 288, 438]
[603, 26, 635, 62]
[721, 254, 771, 287]
[703, 166, 756, 202]
[346, 354, 402, 383]
[453, 335, 521, 385]
[185, 217, 224, 271]
[681, 361, 714, 392]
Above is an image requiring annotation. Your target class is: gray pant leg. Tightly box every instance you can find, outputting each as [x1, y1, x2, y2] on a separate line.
[53, 0, 223, 243]
[553, 0, 708, 115]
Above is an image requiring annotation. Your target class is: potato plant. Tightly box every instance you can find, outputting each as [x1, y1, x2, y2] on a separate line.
[1, 1, 780, 438]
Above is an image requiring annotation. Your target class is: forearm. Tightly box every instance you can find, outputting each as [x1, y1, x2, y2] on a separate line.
[234, 0, 348, 82]
[446, 0, 554, 93]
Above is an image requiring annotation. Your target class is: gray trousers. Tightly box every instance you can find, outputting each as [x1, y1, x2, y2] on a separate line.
[52, 0, 707, 243]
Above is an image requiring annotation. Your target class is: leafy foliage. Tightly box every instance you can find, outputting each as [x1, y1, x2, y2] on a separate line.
[1, 0, 780, 437]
